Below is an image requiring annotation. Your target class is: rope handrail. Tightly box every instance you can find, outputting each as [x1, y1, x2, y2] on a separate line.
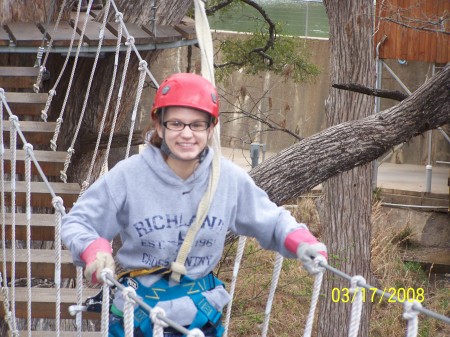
[318, 261, 450, 324]
[110, 0, 160, 88]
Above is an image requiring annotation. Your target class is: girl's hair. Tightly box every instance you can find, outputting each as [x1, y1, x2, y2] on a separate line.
[142, 109, 162, 148]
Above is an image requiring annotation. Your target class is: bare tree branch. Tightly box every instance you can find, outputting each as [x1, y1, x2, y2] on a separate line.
[332, 83, 409, 101]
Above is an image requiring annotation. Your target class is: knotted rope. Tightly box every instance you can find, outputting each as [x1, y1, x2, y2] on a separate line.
[125, 60, 148, 159]
[348, 275, 366, 337]
[41, 0, 87, 122]
[8, 116, 18, 332]
[59, 0, 112, 182]
[34, 0, 68, 93]
[151, 307, 168, 337]
[122, 286, 137, 337]
[80, 11, 124, 195]
[100, 35, 134, 173]
[403, 301, 422, 337]
[302, 257, 326, 337]
[24, 143, 33, 336]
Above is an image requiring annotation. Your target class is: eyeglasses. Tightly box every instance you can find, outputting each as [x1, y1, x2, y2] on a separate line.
[163, 120, 211, 131]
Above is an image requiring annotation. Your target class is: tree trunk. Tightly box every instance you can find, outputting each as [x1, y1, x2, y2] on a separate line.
[318, 1, 375, 334]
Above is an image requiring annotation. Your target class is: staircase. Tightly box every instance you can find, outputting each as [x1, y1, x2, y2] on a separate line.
[0, 66, 101, 336]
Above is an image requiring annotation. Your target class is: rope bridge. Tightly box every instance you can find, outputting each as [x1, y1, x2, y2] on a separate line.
[1, 0, 449, 336]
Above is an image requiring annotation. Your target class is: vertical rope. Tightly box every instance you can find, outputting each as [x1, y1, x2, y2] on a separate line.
[0, 91, 18, 336]
[34, 0, 68, 92]
[52, 196, 64, 337]
[403, 301, 422, 337]
[24, 143, 33, 337]
[223, 236, 247, 336]
[100, 269, 114, 337]
[0, 90, 7, 294]
[348, 275, 366, 337]
[8, 116, 18, 333]
[59, 0, 112, 180]
[261, 253, 284, 337]
[48, 0, 96, 144]
[100, 35, 134, 171]
[302, 258, 325, 337]
[125, 60, 147, 159]
[80, 11, 124, 195]
[151, 307, 168, 337]
[76, 266, 83, 337]
[122, 287, 137, 337]
[40, 0, 86, 122]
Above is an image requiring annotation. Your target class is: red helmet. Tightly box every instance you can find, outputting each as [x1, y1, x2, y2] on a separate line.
[151, 73, 219, 124]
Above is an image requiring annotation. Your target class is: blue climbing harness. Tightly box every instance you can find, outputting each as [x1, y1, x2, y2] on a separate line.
[109, 272, 225, 337]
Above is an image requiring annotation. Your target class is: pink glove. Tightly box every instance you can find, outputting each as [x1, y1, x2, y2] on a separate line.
[80, 238, 115, 284]
[285, 228, 327, 274]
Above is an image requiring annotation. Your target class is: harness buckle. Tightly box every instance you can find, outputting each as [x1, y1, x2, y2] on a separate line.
[197, 297, 222, 327]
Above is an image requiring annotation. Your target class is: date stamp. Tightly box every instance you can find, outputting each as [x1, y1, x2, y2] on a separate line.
[331, 287, 425, 303]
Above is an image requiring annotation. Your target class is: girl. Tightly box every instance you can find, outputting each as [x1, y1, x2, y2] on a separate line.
[61, 73, 327, 337]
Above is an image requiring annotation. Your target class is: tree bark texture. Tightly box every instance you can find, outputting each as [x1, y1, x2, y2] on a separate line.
[304, 2, 375, 334]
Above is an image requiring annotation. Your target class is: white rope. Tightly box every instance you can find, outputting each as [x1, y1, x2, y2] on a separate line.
[302, 257, 325, 337]
[0, 92, 19, 337]
[151, 307, 168, 337]
[261, 253, 284, 337]
[41, 0, 86, 122]
[76, 266, 84, 337]
[110, 0, 160, 87]
[187, 328, 205, 337]
[34, 0, 68, 93]
[348, 275, 366, 337]
[8, 116, 18, 333]
[124, 60, 147, 159]
[80, 11, 124, 195]
[223, 236, 247, 337]
[122, 286, 137, 337]
[59, 0, 112, 181]
[403, 301, 422, 337]
[100, 35, 134, 171]
[24, 143, 33, 337]
[100, 269, 114, 337]
[52, 196, 64, 337]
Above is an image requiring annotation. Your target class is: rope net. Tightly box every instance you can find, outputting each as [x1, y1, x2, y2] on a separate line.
[0, 0, 449, 336]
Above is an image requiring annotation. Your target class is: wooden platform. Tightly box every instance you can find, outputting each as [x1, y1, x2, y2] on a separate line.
[0, 15, 197, 52]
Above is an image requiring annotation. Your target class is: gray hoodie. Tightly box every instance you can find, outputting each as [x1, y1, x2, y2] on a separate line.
[61, 144, 307, 324]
